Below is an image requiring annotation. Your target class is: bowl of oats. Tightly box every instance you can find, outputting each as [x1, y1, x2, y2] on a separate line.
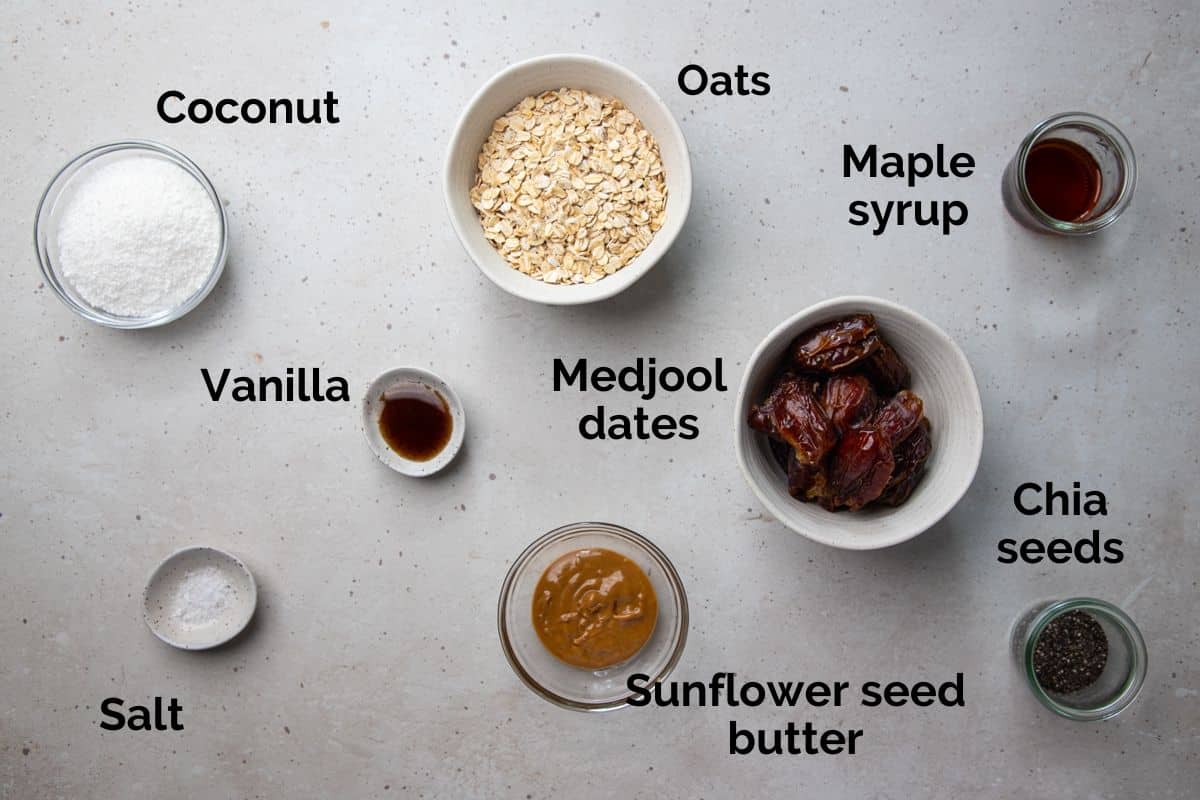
[444, 54, 691, 305]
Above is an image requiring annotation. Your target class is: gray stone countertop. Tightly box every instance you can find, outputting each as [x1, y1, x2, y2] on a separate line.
[1, 1, 1196, 797]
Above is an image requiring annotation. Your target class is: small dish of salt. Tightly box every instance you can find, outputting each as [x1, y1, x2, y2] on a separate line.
[143, 546, 257, 650]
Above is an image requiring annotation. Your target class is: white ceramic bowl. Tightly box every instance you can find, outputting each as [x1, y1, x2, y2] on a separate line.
[361, 367, 465, 477]
[734, 296, 983, 550]
[143, 546, 257, 650]
[443, 54, 692, 305]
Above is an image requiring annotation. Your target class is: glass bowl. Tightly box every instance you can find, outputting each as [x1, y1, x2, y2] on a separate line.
[1012, 597, 1147, 721]
[34, 139, 228, 329]
[498, 522, 688, 711]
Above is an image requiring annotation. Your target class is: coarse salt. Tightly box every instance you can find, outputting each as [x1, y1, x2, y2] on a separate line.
[169, 565, 235, 627]
[56, 155, 220, 317]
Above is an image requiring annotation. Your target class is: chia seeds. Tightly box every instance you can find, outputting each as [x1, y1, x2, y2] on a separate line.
[1032, 610, 1109, 694]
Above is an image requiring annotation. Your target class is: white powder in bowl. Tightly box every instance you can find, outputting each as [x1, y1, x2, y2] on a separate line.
[56, 155, 221, 317]
[169, 565, 236, 627]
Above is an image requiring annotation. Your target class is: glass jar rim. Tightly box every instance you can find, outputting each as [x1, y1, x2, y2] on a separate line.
[1022, 597, 1147, 721]
[1013, 112, 1136, 235]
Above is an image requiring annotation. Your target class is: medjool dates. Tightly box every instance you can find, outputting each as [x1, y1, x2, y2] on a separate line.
[790, 313, 881, 373]
[748, 374, 837, 467]
[877, 419, 932, 506]
[768, 437, 793, 472]
[749, 312, 934, 514]
[861, 339, 910, 394]
[870, 390, 924, 443]
[787, 455, 832, 503]
[828, 428, 895, 510]
[821, 374, 878, 433]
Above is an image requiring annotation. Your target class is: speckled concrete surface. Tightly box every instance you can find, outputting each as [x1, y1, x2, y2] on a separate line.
[1, 1, 1197, 797]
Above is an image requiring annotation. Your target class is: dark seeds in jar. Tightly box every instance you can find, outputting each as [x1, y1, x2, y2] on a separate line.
[1032, 610, 1109, 694]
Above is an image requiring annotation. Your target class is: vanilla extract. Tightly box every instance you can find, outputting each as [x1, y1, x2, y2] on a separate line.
[377, 383, 453, 462]
[201, 367, 349, 402]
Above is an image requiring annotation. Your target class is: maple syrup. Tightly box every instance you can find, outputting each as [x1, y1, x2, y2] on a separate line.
[1002, 113, 1135, 235]
[378, 383, 452, 461]
[1024, 138, 1102, 222]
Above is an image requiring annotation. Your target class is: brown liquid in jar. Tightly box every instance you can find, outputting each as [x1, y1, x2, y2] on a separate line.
[377, 383, 452, 461]
[1024, 138, 1102, 222]
[532, 548, 658, 670]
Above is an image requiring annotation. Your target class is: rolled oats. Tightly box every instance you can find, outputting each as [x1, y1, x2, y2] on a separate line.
[470, 88, 668, 285]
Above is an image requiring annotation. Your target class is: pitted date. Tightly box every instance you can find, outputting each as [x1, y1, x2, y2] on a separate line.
[870, 390, 923, 442]
[828, 427, 895, 510]
[748, 374, 837, 467]
[877, 419, 932, 506]
[790, 313, 880, 373]
[821, 374, 878, 433]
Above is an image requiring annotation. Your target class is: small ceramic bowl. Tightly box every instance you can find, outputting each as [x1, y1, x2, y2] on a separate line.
[498, 522, 688, 711]
[34, 140, 228, 329]
[362, 367, 465, 476]
[734, 296, 984, 550]
[143, 546, 257, 650]
[443, 53, 692, 305]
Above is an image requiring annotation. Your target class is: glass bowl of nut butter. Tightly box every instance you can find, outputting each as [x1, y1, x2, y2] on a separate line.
[498, 522, 688, 711]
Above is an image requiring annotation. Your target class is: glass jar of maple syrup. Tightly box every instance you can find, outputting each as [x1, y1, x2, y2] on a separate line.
[1003, 112, 1136, 235]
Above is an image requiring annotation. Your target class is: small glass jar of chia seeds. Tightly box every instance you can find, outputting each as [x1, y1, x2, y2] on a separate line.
[1011, 597, 1147, 721]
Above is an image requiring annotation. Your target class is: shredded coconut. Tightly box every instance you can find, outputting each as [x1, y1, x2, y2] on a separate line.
[56, 155, 220, 317]
[169, 565, 235, 627]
